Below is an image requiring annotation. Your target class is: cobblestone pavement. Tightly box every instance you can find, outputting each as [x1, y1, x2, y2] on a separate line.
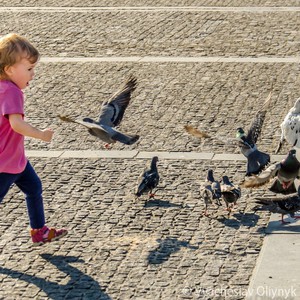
[1, 158, 270, 300]
[1, 0, 300, 7]
[1, 9, 300, 57]
[24, 62, 299, 156]
[0, 1, 299, 300]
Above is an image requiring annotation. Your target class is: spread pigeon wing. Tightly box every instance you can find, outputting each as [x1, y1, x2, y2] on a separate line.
[242, 161, 281, 188]
[245, 91, 272, 144]
[254, 194, 300, 216]
[99, 75, 137, 127]
[255, 193, 299, 202]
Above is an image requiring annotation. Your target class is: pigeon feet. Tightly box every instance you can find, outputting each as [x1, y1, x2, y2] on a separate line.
[104, 143, 112, 149]
[202, 211, 208, 217]
[225, 207, 232, 217]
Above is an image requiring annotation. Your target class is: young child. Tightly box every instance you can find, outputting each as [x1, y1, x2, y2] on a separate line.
[0, 33, 67, 246]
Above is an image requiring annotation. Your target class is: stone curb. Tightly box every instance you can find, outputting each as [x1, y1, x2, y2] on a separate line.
[25, 150, 287, 161]
[1, 6, 300, 12]
[40, 56, 300, 63]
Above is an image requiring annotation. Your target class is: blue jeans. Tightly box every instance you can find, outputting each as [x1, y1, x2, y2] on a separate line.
[0, 161, 45, 229]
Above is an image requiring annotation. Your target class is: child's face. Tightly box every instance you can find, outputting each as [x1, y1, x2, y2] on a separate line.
[5, 57, 36, 90]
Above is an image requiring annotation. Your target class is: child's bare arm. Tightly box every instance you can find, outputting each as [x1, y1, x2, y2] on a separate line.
[8, 114, 53, 142]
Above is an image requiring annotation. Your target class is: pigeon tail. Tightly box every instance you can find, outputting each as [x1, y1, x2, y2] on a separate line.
[122, 134, 140, 145]
[136, 179, 149, 197]
[103, 125, 139, 145]
[246, 149, 270, 176]
[135, 189, 143, 198]
[207, 169, 215, 183]
[222, 192, 239, 204]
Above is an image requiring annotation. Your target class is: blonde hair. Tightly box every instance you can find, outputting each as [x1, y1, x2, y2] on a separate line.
[0, 33, 40, 78]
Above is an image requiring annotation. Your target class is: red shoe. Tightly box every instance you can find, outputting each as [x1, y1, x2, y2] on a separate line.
[31, 225, 68, 246]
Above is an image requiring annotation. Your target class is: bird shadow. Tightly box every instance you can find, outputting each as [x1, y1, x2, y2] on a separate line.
[215, 212, 260, 229]
[144, 198, 188, 209]
[261, 218, 300, 234]
[0, 253, 111, 300]
[147, 237, 199, 265]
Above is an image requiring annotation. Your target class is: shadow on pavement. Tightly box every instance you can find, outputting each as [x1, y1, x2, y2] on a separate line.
[216, 212, 260, 229]
[265, 219, 300, 234]
[144, 198, 187, 208]
[147, 237, 198, 265]
[0, 253, 111, 300]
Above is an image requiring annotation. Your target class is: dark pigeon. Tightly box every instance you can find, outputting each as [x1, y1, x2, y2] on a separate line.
[235, 91, 272, 176]
[136, 156, 160, 199]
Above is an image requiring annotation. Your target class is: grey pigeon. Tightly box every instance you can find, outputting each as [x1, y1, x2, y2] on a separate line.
[220, 175, 241, 214]
[243, 149, 300, 194]
[136, 156, 160, 199]
[275, 98, 300, 154]
[235, 91, 272, 176]
[200, 169, 222, 216]
[58, 75, 139, 148]
[254, 192, 300, 224]
[185, 91, 272, 177]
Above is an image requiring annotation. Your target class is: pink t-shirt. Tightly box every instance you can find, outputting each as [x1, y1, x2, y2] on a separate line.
[0, 80, 27, 174]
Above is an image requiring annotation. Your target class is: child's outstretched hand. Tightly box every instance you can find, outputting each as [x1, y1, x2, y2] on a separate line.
[41, 128, 54, 142]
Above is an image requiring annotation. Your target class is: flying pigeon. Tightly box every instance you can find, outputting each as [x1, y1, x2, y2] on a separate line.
[58, 75, 139, 148]
[136, 156, 160, 199]
[254, 192, 300, 224]
[220, 175, 241, 214]
[242, 149, 300, 194]
[200, 169, 222, 216]
[275, 98, 300, 154]
[235, 91, 272, 176]
[185, 91, 272, 177]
